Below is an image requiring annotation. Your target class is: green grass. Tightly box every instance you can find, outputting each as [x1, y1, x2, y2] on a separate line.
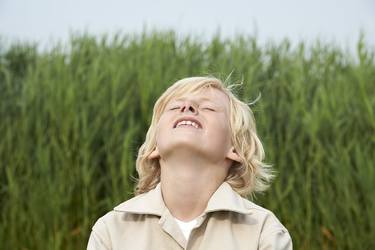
[0, 31, 374, 249]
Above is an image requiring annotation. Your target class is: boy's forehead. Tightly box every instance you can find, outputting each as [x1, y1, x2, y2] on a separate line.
[164, 87, 231, 114]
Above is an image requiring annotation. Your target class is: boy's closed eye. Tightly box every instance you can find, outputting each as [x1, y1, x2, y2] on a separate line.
[201, 106, 215, 111]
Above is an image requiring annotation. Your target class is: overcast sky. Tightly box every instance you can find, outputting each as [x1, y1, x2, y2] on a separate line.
[0, 0, 374, 51]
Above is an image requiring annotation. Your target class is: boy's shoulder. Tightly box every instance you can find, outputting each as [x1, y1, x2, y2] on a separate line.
[233, 197, 289, 235]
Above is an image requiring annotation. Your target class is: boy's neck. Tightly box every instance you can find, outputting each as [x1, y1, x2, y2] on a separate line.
[159, 156, 230, 222]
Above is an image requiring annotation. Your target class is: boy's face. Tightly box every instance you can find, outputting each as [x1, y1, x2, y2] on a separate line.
[149, 87, 241, 166]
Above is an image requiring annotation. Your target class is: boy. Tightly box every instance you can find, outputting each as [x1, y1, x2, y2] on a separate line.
[88, 76, 292, 250]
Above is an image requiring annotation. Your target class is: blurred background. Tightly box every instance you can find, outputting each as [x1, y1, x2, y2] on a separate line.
[0, 0, 374, 249]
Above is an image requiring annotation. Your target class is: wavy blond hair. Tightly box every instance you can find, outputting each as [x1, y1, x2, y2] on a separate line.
[134, 76, 274, 198]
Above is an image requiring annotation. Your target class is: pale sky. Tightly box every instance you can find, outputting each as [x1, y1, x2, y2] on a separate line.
[0, 0, 374, 51]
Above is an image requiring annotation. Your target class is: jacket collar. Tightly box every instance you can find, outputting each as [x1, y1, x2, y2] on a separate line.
[114, 182, 166, 216]
[114, 181, 252, 216]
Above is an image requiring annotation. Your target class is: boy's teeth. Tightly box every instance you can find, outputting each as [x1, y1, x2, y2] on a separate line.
[176, 120, 199, 128]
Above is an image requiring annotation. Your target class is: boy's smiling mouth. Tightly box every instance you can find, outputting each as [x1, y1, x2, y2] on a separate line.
[173, 117, 202, 129]
[175, 121, 200, 129]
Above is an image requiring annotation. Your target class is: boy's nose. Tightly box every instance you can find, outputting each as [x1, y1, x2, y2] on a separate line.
[181, 101, 198, 114]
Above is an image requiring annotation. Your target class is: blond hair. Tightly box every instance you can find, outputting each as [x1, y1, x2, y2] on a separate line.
[134, 76, 274, 198]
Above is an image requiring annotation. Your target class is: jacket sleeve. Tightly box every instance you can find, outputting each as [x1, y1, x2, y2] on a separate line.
[258, 228, 293, 250]
[87, 217, 112, 250]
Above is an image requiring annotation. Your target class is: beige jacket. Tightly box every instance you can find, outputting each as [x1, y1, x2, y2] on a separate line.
[87, 182, 292, 250]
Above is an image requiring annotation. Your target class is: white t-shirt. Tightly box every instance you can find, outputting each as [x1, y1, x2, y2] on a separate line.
[173, 217, 199, 240]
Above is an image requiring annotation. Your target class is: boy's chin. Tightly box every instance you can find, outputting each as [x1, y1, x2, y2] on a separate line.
[159, 144, 207, 157]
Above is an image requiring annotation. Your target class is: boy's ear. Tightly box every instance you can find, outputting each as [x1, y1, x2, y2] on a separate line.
[226, 146, 242, 163]
[148, 146, 160, 160]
